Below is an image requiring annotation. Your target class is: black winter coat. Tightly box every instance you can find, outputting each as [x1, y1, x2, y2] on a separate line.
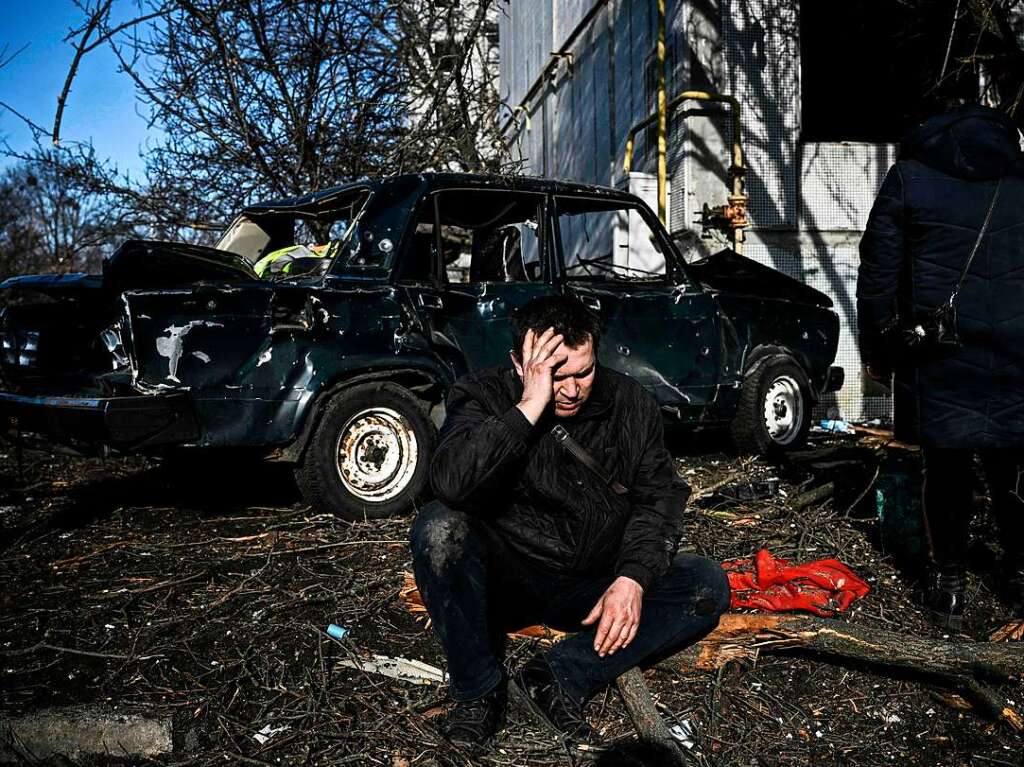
[429, 364, 690, 591]
[858, 104, 1024, 448]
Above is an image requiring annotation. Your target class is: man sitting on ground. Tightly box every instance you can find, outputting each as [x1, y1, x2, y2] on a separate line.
[410, 295, 730, 748]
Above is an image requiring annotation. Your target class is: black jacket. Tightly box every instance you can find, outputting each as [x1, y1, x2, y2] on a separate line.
[857, 104, 1024, 448]
[429, 364, 690, 590]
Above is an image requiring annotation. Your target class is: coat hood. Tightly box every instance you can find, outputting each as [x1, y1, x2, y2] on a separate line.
[900, 104, 1024, 181]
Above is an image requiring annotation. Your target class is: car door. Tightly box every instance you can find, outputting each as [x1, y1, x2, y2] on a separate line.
[397, 188, 557, 375]
[552, 194, 722, 416]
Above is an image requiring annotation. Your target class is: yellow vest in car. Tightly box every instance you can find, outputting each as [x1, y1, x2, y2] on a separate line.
[254, 242, 334, 277]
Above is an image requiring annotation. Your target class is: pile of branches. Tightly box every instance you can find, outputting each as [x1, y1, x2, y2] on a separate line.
[0, 435, 1021, 765]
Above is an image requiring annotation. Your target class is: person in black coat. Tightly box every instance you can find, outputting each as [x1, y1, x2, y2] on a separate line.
[409, 295, 729, 748]
[858, 103, 1024, 629]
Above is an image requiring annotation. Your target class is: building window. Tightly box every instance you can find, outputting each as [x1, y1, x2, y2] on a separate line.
[801, 0, 979, 143]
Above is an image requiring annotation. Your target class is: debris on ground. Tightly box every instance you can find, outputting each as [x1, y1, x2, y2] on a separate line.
[252, 723, 289, 746]
[1, 435, 1022, 765]
[668, 719, 696, 749]
[337, 654, 446, 686]
[814, 419, 856, 435]
[326, 623, 348, 641]
[723, 549, 870, 615]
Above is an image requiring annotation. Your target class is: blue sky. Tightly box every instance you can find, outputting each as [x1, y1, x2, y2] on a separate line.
[0, 0, 154, 177]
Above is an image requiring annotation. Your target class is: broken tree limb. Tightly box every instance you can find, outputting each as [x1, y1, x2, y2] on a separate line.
[661, 614, 1024, 730]
[664, 614, 1024, 679]
[791, 482, 835, 511]
[615, 669, 685, 765]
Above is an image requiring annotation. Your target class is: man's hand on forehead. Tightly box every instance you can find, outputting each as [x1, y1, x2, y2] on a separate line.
[515, 327, 568, 425]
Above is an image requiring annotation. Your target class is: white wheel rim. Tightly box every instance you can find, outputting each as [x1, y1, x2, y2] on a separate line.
[336, 406, 418, 502]
[763, 375, 804, 445]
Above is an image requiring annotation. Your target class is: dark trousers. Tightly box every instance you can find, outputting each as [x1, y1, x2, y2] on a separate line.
[922, 447, 1024, 567]
[409, 501, 730, 704]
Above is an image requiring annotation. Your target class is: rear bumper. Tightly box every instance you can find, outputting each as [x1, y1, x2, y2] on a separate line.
[821, 366, 844, 395]
[0, 391, 199, 452]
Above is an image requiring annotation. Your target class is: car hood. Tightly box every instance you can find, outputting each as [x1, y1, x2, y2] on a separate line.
[687, 248, 833, 309]
[103, 240, 258, 289]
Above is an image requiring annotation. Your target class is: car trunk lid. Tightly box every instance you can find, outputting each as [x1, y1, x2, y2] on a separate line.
[0, 240, 268, 396]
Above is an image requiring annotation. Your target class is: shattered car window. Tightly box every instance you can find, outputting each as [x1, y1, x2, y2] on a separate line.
[215, 191, 370, 277]
[420, 190, 544, 284]
[556, 196, 669, 283]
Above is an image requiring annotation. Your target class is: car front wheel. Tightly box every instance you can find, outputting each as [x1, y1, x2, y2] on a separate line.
[295, 383, 436, 519]
[730, 356, 812, 455]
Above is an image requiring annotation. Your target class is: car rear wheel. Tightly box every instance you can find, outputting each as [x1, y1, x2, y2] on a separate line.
[295, 383, 435, 519]
[730, 356, 811, 455]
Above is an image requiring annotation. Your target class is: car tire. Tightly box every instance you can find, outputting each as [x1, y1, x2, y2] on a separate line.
[730, 355, 812, 455]
[295, 382, 436, 519]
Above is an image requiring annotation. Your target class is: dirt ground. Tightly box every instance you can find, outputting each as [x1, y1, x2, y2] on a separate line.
[1, 431, 1022, 766]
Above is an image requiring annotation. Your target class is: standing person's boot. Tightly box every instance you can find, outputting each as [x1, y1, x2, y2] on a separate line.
[1002, 556, 1024, 618]
[920, 563, 967, 630]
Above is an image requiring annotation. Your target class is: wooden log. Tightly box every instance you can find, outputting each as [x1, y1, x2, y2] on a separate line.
[791, 482, 835, 511]
[615, 668, 685, 765]
[669, 614, 1024, 679]
[661, 614, 1024, 730]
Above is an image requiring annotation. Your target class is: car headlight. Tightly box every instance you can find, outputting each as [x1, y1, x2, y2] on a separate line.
[2, 330, 39, 367]
[100, 325, 130, 371]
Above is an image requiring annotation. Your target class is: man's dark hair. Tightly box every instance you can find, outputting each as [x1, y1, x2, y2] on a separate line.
[510, 295, 601, 359]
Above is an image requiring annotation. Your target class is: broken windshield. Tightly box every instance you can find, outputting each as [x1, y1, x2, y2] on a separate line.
[214, 190, 371, 278]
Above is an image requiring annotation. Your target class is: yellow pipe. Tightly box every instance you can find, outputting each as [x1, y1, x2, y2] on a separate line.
[656, 0, 668, 224]
[623, 90, 746, 251]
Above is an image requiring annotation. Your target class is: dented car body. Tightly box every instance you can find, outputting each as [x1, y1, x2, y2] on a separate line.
[0, 173, 842, 518]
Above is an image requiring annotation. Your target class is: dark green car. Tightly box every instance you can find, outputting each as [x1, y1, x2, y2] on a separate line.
[0, 173, 841, 518]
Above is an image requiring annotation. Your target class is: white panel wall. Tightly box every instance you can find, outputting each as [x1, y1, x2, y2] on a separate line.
[554, 0, 593, 43]
[800, 143, 899, 231]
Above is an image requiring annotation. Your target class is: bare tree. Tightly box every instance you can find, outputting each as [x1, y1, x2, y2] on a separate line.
[395, 0, 508, 173]
[2, 0, 510, 252]
[926, 0, 1024, 127]
[95, 0, 408, 231]
[0, 148, 133, 280]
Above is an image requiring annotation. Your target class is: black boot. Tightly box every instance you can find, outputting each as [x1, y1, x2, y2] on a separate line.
[920, 564, 966, 630]
[442, 683, 506, 749]
[1002, 557, 1024, 617]
[515, 654, 596, 742]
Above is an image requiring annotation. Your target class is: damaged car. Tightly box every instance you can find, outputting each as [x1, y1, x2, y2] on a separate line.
[0, 173, 842, 519]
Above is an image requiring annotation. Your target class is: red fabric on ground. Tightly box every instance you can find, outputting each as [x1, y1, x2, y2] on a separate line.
[723, 549, 870, 616]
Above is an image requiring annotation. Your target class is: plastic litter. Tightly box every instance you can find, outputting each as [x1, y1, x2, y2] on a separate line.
[718, 478, 780, 502]
[338, 654, 447, 685]
[875, 460, 925, 558]
[253, 724, 288, 745]
[669, 719, 697, 749]
[815, 419, 855, 434]
[326, 624, 348, 641]
[724, 549, 870, 616]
